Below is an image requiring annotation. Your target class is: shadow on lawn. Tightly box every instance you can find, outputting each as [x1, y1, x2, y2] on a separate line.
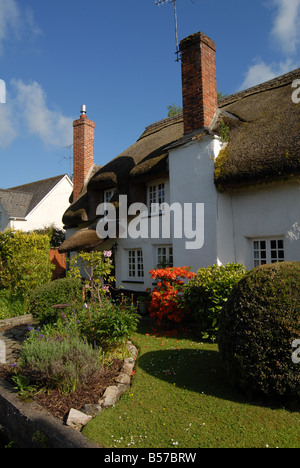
[137, 347, 243, 402]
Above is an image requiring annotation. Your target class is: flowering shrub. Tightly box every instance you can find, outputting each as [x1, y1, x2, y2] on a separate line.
[67, 250, 114, 305]
[148, 267, 196, 326]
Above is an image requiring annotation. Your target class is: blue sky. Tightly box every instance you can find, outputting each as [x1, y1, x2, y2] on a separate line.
[0, 0, 300, 188]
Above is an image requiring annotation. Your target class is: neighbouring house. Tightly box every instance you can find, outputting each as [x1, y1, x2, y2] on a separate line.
[59, 31, 300, 292]
[0, 174, 73, 233]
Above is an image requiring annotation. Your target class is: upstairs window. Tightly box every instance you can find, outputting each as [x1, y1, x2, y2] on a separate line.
[148, 182, 165, 213]
[104, 189, 115, 205]
[253, 239, 284, 268]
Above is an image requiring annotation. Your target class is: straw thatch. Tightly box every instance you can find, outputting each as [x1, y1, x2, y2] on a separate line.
[62, 114, 184, 230]
[214, 68, 300, 189]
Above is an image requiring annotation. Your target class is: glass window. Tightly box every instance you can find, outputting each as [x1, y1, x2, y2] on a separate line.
[128, 249, 144, 279]
[252, 239, 284, 267]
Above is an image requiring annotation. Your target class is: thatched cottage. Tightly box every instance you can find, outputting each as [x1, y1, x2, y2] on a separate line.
[59, 31, 300, 291]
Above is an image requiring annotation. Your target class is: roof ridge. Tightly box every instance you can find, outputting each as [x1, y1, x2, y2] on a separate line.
[218, 67, 300, 107]
[139, 113, 183, 140]
[7, 174, 67, 191]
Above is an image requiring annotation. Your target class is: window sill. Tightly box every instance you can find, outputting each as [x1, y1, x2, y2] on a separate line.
[122, 280, 145, 284]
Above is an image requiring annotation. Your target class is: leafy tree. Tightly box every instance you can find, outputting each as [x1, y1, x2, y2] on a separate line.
[167, 103, 183, 117]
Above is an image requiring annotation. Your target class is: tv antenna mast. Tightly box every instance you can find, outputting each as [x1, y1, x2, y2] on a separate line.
[155, 0, 180, 61]
[62, 144, 73, 178]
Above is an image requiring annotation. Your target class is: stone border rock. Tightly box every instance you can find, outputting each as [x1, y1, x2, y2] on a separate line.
[66, 341, 138, 431]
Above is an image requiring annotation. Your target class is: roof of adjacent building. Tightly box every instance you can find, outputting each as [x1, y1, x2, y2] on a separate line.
[0, 174, 70, 219]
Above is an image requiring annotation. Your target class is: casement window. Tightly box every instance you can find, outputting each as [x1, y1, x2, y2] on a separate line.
[128, 249, 144, 279]
[252, 239, 284, 268]
[104, 189, 115, 205]
[157, 245, 173, 268]
[148, 182, 165, 213]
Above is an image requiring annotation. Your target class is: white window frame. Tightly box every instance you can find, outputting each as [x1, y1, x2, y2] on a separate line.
[148, 182, 166, 214]
[252, 238, 285, 268]
[128, 249, 144, 279]
[156, 245, 173, 268]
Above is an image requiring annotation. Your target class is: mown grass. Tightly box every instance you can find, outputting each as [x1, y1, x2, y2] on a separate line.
[82, 320, 300, 448]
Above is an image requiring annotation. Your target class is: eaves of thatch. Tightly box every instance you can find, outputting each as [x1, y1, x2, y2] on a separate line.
[62, 114, 184, 229]
[214, 68, 300, 190]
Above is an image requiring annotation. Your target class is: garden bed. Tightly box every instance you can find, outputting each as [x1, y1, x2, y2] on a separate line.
[0, 358, 123, 421]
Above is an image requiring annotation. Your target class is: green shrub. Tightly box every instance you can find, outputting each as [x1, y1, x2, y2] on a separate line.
[77, 297, 139, 350]
[218, 262, 300, 404]
[0, 230, 54, 298]
[18, 334, 102, 394]
[0, 290, 26, 320]
[27, 277, 83, 325]
[184, 263, 246, 341]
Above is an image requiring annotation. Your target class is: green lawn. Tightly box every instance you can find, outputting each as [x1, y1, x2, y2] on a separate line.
[82, 320, 300, 448]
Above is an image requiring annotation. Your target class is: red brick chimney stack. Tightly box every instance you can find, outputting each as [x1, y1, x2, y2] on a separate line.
[72, 106, 95, 201]
[180, 32, 218, 134]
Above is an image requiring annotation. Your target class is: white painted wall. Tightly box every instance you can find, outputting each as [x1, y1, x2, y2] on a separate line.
[12, 176, 73, 232]
[115, 135, 223, 291]
[168, 135, 223, 272]
[227, 179, 300, 270]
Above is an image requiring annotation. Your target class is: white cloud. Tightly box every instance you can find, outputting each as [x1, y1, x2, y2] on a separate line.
[12, 79, 73, 147]
[239, 57, 297, 90]
[0, 0, 41, 55]
[239, 0, 300, 90]
[271, 0, 300, 55]
[0, 79, 73, 149]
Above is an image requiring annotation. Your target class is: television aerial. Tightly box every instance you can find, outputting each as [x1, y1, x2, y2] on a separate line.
[155, 0, 180, 61]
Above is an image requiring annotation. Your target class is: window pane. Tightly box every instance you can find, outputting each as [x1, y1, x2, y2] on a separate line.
[278, 240, 284, 249]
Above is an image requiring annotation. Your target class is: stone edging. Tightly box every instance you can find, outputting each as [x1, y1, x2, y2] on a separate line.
[66, 341, 138, 431]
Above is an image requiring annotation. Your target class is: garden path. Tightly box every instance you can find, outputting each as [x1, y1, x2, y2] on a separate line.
[0, 315, 33, 365]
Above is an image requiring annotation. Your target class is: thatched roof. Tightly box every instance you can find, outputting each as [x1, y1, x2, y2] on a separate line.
[62, 114, 184, 229]
[58, 221, 115, 253]
[214, 68, 300, 190]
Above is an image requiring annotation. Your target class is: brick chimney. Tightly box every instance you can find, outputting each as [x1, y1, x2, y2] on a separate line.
[180, 32, 218, 134]
[72, 106, 95, 201]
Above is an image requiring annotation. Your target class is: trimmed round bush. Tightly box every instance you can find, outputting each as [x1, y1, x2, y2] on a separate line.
[28, 277, 83, 325]
[218, 262, 300, 404]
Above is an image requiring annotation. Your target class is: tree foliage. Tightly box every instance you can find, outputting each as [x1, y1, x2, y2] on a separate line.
[0, 230, 54, 298]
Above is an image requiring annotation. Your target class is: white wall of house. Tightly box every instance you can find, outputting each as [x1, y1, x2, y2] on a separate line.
[227, 179, 300, 270]
[168, 134, 223, 271]
[115, 135, 223, 291]
[12, 176, 73, 232]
